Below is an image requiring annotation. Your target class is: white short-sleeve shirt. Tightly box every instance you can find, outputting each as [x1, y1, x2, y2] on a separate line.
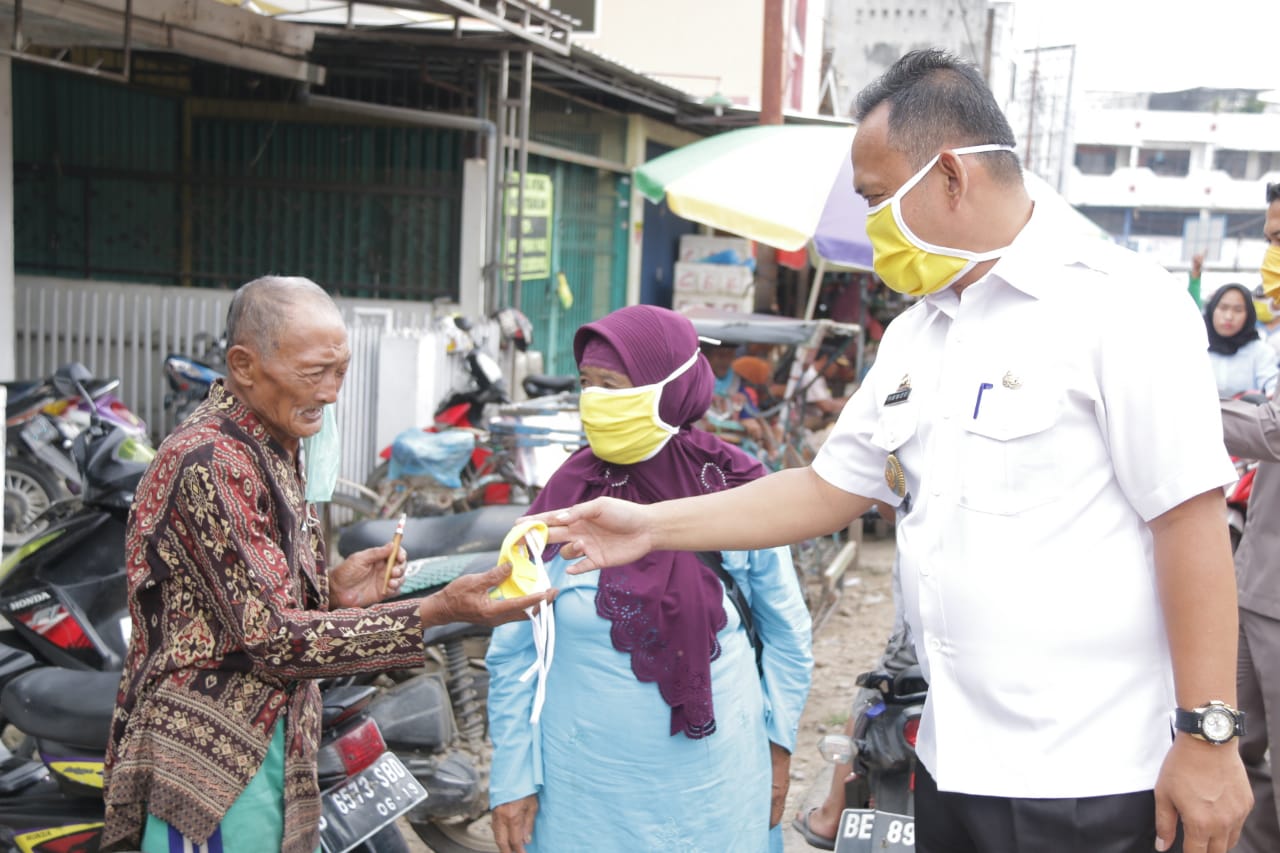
[813, 204, 1235, 798]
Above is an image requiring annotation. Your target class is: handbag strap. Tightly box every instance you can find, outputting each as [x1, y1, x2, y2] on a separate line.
[696, 551, 763, 676]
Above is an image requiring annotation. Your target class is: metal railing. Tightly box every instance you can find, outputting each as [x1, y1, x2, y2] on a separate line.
[12, 275, 485, 489]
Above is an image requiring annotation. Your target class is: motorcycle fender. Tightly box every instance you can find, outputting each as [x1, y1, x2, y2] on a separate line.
[13, 822, 104, 853]
[368, 673, 455, 749]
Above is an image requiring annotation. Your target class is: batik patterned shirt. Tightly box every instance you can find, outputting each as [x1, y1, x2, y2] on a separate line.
[103, 381, 425, 852]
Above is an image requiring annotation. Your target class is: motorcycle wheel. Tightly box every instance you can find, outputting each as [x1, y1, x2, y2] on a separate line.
[3, 457, 63, 549]
[354, 823, 411, 852]
[410, 815, 499, 853]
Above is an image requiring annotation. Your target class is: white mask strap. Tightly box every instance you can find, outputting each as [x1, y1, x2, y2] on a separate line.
[870, 143, 1017, 214]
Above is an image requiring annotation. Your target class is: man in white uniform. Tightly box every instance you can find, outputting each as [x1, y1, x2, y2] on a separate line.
[538, 50, 1250, 853]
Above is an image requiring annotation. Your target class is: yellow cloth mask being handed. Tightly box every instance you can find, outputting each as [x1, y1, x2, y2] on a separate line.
[865, 143, 1017, 297]
[1261, 245, 1280, 301]
[578, 350, 700, 465]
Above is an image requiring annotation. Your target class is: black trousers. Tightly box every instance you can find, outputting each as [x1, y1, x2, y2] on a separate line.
[915, 765, 1182, 853]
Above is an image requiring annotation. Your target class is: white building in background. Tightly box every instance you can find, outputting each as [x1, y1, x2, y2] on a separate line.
[1060, 89, 1280, 284]
[823, 0, 1017, 118]
[549, 0, 828, 115]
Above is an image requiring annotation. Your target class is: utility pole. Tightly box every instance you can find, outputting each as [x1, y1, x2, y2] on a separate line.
[757, 0, 785, 312]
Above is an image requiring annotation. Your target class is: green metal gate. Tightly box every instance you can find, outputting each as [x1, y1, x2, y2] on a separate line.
[514, 156, 629, 378]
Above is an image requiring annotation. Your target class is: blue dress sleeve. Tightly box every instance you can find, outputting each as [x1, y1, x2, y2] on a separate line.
[1252, 340, 1279, 396]
[722, 546, 814, 752]
[486, 609, 543, 807]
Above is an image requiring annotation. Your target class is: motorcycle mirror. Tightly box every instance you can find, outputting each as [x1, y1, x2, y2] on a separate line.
[52, 362, 94, 398]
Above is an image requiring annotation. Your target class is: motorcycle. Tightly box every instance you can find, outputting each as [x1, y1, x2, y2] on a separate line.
[3, 366, 148, 550]
[0, 667, 424, 853]
[162, 333, 226, 429]
[811, 663, 926, 852]
[358, 313, 581, 519]
[0, 363, 150, 676]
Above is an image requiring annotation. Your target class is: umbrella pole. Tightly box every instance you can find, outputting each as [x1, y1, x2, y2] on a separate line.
[803, 258, 826, 321]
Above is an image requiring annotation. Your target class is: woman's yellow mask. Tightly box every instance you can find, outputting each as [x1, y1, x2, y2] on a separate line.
[865, 143, 1017, 297]
[579, 350, 700, 465]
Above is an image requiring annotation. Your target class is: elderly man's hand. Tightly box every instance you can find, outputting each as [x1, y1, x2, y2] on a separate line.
[418, 563, 555, 628]
[329, 541, 406, 609]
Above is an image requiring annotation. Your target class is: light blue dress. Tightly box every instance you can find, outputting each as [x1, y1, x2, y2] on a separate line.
[487, 546, 813, 853]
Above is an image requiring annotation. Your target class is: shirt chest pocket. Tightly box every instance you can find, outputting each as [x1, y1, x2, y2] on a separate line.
[958, 385, 1065, 516]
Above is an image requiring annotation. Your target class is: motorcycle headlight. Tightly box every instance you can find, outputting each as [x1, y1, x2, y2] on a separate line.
[114, 436, 156, 464]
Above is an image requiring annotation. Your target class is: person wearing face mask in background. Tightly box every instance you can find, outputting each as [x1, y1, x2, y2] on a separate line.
[1203, 283, 1279, 398]
[1218, 182, 1280, 853]
[486, 305, 813, 853]
[533, 50, 1250, 853]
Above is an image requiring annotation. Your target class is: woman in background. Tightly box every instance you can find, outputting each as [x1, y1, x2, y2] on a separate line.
[1205, 283, 1279, 398]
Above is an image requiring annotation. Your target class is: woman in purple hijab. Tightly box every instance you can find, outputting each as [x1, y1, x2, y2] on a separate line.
[487, 305, 813, 853]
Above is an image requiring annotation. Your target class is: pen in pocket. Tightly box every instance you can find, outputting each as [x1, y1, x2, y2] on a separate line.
[973, 382, 994, 419]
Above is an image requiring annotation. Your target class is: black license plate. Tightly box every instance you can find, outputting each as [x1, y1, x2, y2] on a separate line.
[834, 808, 915, 852]
[319, 752, 427, 853]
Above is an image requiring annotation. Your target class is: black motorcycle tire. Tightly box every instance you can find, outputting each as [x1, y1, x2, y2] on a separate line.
[411, 817, 500, 853]
[355, 823, 412, 852]
[3, 456, 65, 549]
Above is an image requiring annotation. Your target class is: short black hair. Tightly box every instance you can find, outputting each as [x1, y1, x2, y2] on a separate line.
[1267, 182, 1280, 205]
[855, 49, 1021, 184]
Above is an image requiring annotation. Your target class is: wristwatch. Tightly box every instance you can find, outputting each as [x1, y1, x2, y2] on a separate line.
[1173, 701, 1246, 744]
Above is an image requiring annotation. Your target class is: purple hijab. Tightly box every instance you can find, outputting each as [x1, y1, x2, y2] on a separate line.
[530, 305, 767, 739]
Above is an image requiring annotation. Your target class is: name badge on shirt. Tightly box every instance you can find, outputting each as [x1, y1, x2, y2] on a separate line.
[884, 375, 912, 407]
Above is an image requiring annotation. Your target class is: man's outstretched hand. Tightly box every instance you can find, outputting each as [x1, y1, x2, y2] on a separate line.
[526, 496, 654, 574]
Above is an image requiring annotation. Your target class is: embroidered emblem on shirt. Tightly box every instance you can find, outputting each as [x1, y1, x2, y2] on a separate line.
[1002, 371, 1022, 390]
[884, 453, 907, 497]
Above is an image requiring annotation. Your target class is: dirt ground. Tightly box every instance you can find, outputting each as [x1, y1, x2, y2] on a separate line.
[783, 531, 898, 852]
[404, 531, 900, 853]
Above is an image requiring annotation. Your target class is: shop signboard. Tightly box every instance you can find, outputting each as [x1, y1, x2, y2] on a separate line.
[506, 173, 554, 281]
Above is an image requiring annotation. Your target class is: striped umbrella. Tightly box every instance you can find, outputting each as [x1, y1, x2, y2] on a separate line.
[636, 123, 1107, 274]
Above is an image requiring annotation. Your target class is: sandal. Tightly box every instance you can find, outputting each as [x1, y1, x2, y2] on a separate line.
[792, 807, 836, 851]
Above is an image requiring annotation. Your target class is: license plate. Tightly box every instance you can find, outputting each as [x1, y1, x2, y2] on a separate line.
[319, 752, 427, 853]
[834, 808, 915, 853]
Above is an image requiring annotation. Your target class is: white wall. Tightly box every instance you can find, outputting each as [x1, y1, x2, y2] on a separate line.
[577, 0, 764, 105]
[0, 57, 14, 382]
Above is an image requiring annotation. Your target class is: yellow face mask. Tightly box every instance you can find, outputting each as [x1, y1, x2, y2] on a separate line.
[579, 351, 700, 465]
[1262, 245, 1280, 300]
[865, 143, 1017, 297]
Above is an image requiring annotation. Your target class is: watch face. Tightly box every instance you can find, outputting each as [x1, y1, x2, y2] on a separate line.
[1202, 708, 1235, 742]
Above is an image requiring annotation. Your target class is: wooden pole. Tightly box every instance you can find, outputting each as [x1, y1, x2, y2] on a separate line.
[757, 0, 785, 312]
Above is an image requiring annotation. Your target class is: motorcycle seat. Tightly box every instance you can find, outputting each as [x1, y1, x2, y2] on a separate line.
[339, 504, 526, 560]
[3, 380, 50, 413]
[522, 374, 577, 397]
[1, 668, 120, 751]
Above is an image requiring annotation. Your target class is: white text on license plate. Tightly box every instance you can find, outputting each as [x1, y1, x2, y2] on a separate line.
[319, 752, 427, 853]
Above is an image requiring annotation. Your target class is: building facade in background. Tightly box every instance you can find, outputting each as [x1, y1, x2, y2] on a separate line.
[554, 0, 828, 115]
[1063, 89, 1280, 284]
[823, 0, 1016, 118]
